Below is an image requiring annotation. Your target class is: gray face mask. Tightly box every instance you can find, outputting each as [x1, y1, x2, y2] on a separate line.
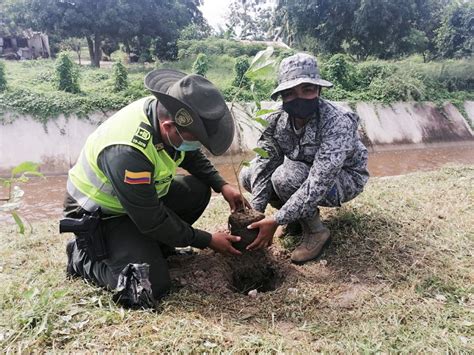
[282, 97, 319, 119]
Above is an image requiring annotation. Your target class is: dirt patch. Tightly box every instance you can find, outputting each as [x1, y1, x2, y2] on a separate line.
[168, 246, 296, 296]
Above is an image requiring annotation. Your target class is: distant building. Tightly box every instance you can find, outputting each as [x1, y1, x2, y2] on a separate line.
[0, 30, 51, 60]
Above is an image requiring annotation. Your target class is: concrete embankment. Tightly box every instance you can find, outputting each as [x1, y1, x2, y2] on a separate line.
[0, 101, 472, 174]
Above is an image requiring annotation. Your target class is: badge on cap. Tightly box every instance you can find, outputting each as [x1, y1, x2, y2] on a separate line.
[175, 108, 193, 127]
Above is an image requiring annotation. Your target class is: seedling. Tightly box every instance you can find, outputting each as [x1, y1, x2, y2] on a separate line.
[0, 162, 44, 234]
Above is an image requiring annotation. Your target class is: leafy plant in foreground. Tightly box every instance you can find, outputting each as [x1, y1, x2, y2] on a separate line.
[0, 162, 44, 234]
[228, 47, 276, 206]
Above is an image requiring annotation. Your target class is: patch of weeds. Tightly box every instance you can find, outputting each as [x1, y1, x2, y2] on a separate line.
[416, 275, 470, 303]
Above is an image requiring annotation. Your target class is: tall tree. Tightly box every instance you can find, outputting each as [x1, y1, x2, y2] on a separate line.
[7, 0, 203, 67]
[436, 0, 473, 58]
[226, 0, 275, 40]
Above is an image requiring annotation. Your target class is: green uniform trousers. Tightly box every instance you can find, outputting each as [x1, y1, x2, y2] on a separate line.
[69, 175, 211, 299]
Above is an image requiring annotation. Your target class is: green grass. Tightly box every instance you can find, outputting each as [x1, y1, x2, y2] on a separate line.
[0, 53, 473, 124]
[1, 166, 473, 352]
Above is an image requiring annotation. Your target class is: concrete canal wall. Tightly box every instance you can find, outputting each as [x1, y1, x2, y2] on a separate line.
[1, 101, 473, 174]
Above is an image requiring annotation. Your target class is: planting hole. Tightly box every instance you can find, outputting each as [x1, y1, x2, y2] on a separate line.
[231, 264, 283, 294]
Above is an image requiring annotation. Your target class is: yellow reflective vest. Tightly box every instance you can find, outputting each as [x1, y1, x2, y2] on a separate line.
[67, 97, 184, 214]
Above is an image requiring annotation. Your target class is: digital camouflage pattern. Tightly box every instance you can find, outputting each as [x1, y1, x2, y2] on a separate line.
[240, 98, 369, 225]
[271, 53, 333, 100]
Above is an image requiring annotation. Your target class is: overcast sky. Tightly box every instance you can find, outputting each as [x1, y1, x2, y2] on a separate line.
[199, 0, 232, 31]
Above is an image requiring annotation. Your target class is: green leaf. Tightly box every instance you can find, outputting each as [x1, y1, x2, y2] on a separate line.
[255, 109, 274, 117]
[246, 47, 276, 80]
[253, 117, 270, 127]
[23, 288, 39, 299]
[11, 211, 25, 234]
[253, 147, 269, 158]
[241, 160, 250, 167]
[11, 162, 42, 178]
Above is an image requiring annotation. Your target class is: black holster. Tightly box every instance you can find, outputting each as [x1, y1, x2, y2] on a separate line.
[59, 210, 108, 262]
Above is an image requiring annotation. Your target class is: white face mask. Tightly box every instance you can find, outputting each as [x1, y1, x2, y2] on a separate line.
[166, 127, 201, 151]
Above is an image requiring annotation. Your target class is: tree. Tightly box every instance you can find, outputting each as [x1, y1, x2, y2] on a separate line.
[272, 0, 460, 59]
[274, 0, 359, 50]
[436, 1, 473, 58]
[8, 0, 204, 67]
[351, 0, 418, 59]
[226, 0, 275, 40]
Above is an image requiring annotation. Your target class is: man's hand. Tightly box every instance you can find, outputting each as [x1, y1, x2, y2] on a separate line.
[209, 232, 242, 256]
[246, 216, 279, 251]
[221, 184, 251, 213]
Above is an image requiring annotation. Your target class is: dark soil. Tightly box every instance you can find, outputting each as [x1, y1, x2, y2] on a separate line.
[168, 246, 296, 296]
[228, 209, 265, 252]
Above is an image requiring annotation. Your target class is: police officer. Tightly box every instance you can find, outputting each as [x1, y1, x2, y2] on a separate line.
[63, 69, 247, 307]
[240, 53, 369, 264]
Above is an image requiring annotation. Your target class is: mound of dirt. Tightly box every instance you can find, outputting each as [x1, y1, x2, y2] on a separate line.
[228, 209, 265, 252]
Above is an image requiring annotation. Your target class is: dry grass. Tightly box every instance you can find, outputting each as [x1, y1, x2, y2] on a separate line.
[0, 166, 473, 352]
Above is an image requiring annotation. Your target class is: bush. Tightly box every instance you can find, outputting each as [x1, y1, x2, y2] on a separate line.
[192, 53, 209, 77]
[112, 62, 129, 92]
[367, 71, 426, 102]
[355, 62, 395, 89]
[178, 37, 290, 60]
[0, 61, 7, 92]
[322, 54, 356, 91]
[55, 52, 80, 93]
[232, 56, 250, 88]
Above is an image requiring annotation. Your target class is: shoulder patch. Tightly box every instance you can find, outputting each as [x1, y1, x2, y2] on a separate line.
[132, 122, 152, 148]
[124, 170, 152, 185]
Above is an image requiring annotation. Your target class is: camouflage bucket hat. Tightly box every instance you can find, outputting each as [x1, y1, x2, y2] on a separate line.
[271, 53, 333, 100]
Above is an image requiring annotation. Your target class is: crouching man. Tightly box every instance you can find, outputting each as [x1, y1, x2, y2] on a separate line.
[62, 69, 246, 308]
[240, 53, 369, 264]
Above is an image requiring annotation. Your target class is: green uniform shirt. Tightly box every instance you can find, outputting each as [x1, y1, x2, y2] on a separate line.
[64, 98, 227, 249]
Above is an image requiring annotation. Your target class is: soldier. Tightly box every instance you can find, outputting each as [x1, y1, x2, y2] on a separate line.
[63, 69, 247, 308]
[240, 53, 369, 264]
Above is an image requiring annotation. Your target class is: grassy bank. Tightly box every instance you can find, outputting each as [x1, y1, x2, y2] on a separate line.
[0, 166, 473, 352]
[0, 54, 473, 123]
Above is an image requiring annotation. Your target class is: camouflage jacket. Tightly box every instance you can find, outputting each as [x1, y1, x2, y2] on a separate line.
[249, 98, 369, 224]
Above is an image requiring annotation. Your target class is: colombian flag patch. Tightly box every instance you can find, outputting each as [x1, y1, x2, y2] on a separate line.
[124, 170, 152, 185]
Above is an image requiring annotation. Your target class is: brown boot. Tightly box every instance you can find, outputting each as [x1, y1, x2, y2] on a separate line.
[291, 211, 331, 265]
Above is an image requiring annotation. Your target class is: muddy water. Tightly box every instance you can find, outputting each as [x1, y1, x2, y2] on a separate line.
[1, 143, 473, 223]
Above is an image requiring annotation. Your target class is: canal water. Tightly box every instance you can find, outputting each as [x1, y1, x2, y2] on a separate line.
[1, 143, 473, 223]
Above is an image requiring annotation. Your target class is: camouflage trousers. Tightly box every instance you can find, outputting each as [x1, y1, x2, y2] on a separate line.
[240, 157, 365, 211]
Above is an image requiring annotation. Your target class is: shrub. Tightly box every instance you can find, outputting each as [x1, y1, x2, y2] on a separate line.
[367, 70, 426, 102]
[192, 53, 209, 77]
[0, 61, 7, 92]
[322, 54, 356, 91]
[232, 56, 250, 88]
[178, 37, 290, 60]
[112, 62, 129, 92]
[355, 62, 395, 89]
[55, 52, 80, 93]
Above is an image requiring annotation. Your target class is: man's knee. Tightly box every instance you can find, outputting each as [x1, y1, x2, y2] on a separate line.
[239, 166, 252, 193]
[271, 160, 309, 200]
[163, 175, 211, 224]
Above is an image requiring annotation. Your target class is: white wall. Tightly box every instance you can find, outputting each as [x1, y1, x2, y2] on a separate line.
[0, 101, 472, 174]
